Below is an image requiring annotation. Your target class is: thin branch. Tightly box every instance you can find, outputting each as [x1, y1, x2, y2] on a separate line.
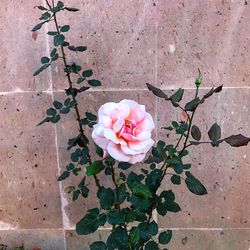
[50, 0, 101, 189]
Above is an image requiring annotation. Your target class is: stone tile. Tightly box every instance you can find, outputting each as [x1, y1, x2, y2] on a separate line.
[0, 229, 65, 250]
[48, 0, 156, 90]
[0, 93, 62, 228]
[156, 88, 250, 228]
[54, 90, 156, 228]
[0, 1, 50, 92]
[157, 0, 250, 88]
[167, 229, 250, 250]
[65, 229, 110, 250]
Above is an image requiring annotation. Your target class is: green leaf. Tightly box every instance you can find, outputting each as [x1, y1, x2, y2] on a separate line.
[50, 115, 60, 123]
[145, 241, 159, 250]
[85, 112, 97, 121]
[82, 69, 93, 77]
[72, 190, 80, 201]
[166, 201, 181, 213]
[86, 161, 104, 176]
[46, 108, 57, 116]
[148, 221, 158, 235]
[47, 31, 58, 36]
[77, 77, 85, 84]
[191, 125, 201, 141]
[185, 97, 200, 111]
[31, 22, 43, 32]
[224, 134, 250, 147]
[208, 122, 221, 141]
[57, 1, 64, 8]
[107, 227, 128, 249]
[118, 162, 132, 170]
[214, 85, 223, 93]
[60, 25, 70, 32]
[53, 100, 63, 109]
[185, 171, 207, 195]
[40, 12, 51, 20]
[54, 34, 65, 46]
[41, 56, 50, 64]
[76, 211, 106, 235]
[99, 188, 115, 209]
[66, 163, 74, 171]
[58, 171, 70, 181]
[129, 227, 140, 244]
[33, 63, 50, 76]
[51, 6, 60, 13]
[158, 230, 172, 244]
[107, 210, 124, 225]
[95, 144, 104, 157]
[60, 107, 70, 114]
[170, 88, 184, 102]
[170, 175, 181, 185]
[128, 181, 152, 199]
[65, 7, 80, 12]
[37, 6, 48, 10]
[88, 79, 101, 87]
[146, 83, 168, 99]
[90, 241, 107, 250]
[50, 48, 57, 57]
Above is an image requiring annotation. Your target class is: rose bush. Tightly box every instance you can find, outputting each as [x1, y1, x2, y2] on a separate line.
[92, 100, 155, 164]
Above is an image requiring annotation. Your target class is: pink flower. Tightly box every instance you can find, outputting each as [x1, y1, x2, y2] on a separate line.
[92, 99, 155, 164]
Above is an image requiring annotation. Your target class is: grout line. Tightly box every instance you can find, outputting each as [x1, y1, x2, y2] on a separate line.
[1, 227, 250, 231]
[0, 86, 250, 96]
[43, 1, 67, 249]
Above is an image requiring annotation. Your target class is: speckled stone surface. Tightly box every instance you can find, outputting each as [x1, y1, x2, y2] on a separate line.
[0, 0, 249, 249]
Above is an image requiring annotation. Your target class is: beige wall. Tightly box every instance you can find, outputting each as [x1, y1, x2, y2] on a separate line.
[0, 0, 249, 249]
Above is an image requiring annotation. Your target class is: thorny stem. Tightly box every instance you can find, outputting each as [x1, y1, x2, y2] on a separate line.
[49, 0, 101, 189]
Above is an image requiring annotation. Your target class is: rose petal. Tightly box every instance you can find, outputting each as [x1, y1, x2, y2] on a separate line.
[113, 118, 125, 133]
[121, 145, 137, 155]
[99, 114, 113, 128]
[98, 102, 118, 117]
[129, 153, 146, 164]
[103, 128, 127, 145]
[129, 139, 154, 151]
[107, 142, 130, 162]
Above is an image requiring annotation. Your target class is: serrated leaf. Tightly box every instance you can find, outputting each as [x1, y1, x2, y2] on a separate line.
[128, 181, 152, 199]
[82, 69, 93, 77]
[53, 100, 63, 109]
[41, 56, 50, 64]
[88, 79, 101, 87]
[170, 175, 181, 185]
[158, 230, 172, 245]
[54, 34, 65, 46]
[60, 25, 70, 32]
[99, 188, 115, 209]
[224, 134, 250, 147]
[170, 88, 184, 102]
[191, 125, 201, 141]
[58, 171, 70, 181]
[86, 161, 104, 176]
[46, 108, 56, 116]
[208, 122, 221, 141]
[90, 241, 107, 250]
[146, 83, 168, 99]
[185, 97, 200, 111]
[185, 171, 207, 195]
[32, 22, 43, 32]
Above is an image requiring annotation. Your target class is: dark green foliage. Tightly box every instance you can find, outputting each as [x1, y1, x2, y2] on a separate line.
[146, 83, 168, 99]
[86, 161, 104, 176]
[76, 209, 106, 235]
[68, 45, 87, 52]
[145, 241, 159, 250]
[60, 25, 70, 32]
[32, 22, 43, 32]
[33, 63, 50, 76]
[158, 230, 172, 244]
[54, 34, 65, 46]
[170, 175, 181, 185]
[224, 134, 250, 147]
[118, 162, 132, 170]
[90, 241, 107, 250]
[58, 170, 70, 181]
[185, 97, 200, 111]
[170, 88, 184, 102]
[185, 171, 207, 195]
[106, 227, 128, 250]
[88, 79, 102, 87]
[208, 123, 221, 142]
[191, 125, 201, 141]
[65, 7, 80, 12]
[99, 188, 115, 209]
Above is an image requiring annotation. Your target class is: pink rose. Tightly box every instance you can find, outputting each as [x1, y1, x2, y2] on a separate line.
[92, 99, 155, 164]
